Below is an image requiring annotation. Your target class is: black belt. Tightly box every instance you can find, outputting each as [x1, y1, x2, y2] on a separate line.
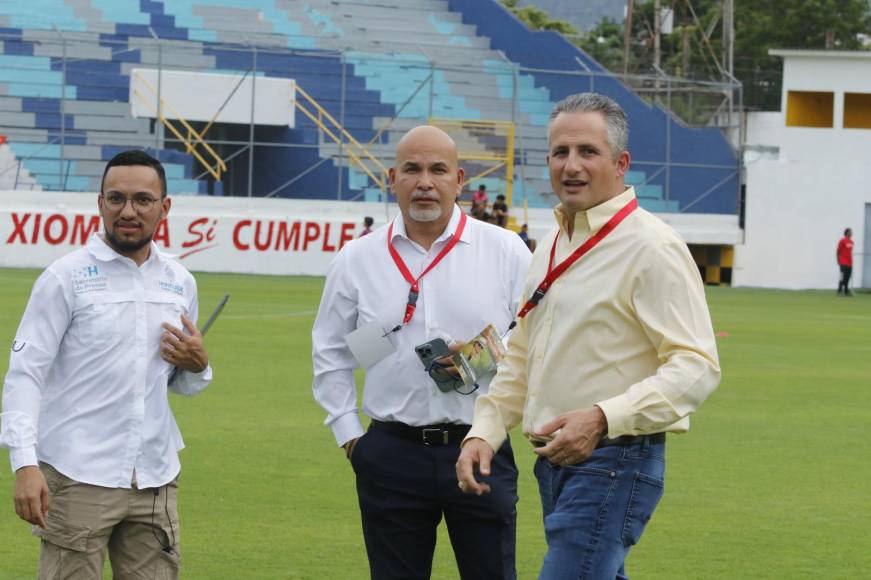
[532, 432, 665, 449]
[370, 420, 471, 446]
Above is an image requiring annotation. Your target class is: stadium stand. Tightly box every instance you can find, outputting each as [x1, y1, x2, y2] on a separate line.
[0, 0, 739, 215]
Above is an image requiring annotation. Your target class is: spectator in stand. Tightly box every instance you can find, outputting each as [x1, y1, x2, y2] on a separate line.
[471, 184, 488, 219]
[837, 227, 854, 296]
[492, 194, 509, 228]
[518, 223, 530, 247]
[359, 216, 374, 237]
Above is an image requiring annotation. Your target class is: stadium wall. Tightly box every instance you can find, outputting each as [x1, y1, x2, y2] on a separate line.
[1, 190, 739, 276]
[734, 51, 871, 290]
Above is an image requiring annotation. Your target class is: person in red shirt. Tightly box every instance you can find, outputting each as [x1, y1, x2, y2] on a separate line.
[471, 184, 488, 219]
[837, 228, 854, 296]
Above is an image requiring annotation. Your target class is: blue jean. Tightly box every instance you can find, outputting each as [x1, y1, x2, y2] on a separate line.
[534, 436, 665, 580]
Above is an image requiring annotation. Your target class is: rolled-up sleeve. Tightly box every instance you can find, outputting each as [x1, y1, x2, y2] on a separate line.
[1, 270, 70, 472]
[597, 240, 721, 436]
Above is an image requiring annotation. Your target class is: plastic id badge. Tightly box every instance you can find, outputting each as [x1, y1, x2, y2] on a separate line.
[345, 322, 396, 368]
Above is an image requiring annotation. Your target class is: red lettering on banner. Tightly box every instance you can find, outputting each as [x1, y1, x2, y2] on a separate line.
[7, 213, 30, 244]
[44, 215, 68, 245]
[152, 218, 170, 247]
[30, 214, 42, 244]
[182, 217, 209, 248]
[230, 219, 355, 253]
[233, 220, 252, 250]
[339, 223, 355, 249]
[254, 221, 274, 251]
[302, 222, 320, 251]
[321, 223, 336, 252]
[71, 215, 100, 245]
[275, 221, 300, 251]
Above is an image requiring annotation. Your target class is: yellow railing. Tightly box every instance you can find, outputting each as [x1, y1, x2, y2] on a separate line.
[428, 118, 516, 205]
[130, 71, 227, 181]
[293, 83, 389, 192]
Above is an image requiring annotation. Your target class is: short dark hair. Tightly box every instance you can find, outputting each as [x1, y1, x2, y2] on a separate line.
[101, 150, 167, 197]
[478, 184, 486, 191]
[845, 228, 852, 236]
[364, 216, 374, 227]
[496, 194, 505, 201]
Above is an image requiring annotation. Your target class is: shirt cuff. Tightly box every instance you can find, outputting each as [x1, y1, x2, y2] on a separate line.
[9, 447, 38, 473]
[463, 424, 507, 453]
[330, 412, 365, 448]
[189, 364, 213, 381]
[595, 395, 633, 438]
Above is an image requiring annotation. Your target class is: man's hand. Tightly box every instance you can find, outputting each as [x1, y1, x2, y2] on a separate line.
[455, 437, 494, 496]
[14, 466, 50, 529]
[533, 406, 608, 467]
[343, 438, 360, 461]
[161, 315, 208, 372]
[433, 340, 466, 377]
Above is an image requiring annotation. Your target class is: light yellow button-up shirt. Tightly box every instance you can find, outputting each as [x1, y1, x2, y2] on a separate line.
[467, 187, 721, 450]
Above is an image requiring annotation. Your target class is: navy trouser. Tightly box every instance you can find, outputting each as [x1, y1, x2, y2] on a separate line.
[534, 435, 666, 580]
[351, 425, 518, 580]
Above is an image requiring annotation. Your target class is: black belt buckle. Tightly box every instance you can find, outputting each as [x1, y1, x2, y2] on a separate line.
[422, 428, 448, 446]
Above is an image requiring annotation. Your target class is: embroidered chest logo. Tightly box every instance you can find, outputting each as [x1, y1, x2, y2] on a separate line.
[159, 280, 185, 296]
[72, 264, 108, 295]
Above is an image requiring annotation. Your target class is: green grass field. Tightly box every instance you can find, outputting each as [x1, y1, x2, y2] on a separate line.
[0, 267, 869, 579]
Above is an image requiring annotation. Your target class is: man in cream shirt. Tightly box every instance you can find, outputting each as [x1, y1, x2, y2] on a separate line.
[456, 93, 721, 579]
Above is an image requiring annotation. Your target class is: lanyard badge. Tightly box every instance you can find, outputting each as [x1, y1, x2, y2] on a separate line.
[512, 198, 638, 325]
[387, 212, 468, 329]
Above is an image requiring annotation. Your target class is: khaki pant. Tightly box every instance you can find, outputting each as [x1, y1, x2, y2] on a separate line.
[35, 463, 181, 580]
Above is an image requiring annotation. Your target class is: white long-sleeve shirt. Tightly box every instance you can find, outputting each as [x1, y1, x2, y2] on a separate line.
[312, 205, 531, 447]
[0, 234, 212, 489]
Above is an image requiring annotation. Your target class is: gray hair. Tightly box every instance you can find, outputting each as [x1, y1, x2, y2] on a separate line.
[549, 93, 629, 158]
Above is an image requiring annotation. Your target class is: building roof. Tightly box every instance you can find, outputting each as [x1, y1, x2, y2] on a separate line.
[769, 49, 871, 60]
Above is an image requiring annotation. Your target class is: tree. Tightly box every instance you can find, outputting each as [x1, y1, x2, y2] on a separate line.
[500, 0, 579, 35]
[576, 0, 871, 110]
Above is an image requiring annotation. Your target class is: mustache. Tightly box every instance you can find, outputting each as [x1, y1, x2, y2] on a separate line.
[410, 191, 440, 202]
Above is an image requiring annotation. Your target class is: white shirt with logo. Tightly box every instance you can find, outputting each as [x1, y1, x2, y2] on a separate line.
[1, 234, 212, 488]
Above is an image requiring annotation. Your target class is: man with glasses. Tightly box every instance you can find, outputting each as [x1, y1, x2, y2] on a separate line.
[312, 125, 530, 579]
[1, 150, 212, 579]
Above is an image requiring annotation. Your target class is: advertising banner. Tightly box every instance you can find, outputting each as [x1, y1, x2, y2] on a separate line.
[0, 192, 384, 276]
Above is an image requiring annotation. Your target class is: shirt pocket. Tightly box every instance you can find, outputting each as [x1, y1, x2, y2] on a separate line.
[158, 301, 186, 331]
[75, 296, 127, 350]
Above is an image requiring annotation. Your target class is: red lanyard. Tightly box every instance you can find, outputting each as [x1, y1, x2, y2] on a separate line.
[515, 198, 638, 320]
[387, 212, 468, 325]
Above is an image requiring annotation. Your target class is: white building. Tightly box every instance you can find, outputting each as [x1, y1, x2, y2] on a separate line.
[734, 49, 871, 290]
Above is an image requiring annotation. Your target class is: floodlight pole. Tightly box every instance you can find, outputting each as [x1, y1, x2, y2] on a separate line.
[148, 27, 162, 152]
[248, 45, 257, 198]
[52, 26, 67, 190]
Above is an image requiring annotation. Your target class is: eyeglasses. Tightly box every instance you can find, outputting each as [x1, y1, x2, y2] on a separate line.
[102, 192, 161, 213]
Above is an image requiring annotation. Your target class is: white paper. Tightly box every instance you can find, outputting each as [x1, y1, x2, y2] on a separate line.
[345, 321, 396, 368]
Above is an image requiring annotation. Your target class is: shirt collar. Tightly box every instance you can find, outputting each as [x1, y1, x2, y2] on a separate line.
[87, 233, 164, 267]
[390, 204, 471, 246]
[553, 186, 637, 235]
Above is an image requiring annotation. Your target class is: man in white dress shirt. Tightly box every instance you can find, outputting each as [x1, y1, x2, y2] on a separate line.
[1, 150, 212, 579]
[312, 126, 531, 579]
